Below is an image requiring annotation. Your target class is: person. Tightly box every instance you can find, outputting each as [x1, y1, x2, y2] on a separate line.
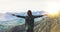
[12, 10, 46, 32]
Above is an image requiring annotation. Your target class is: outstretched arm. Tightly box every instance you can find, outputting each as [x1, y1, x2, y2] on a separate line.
[34, 14, 47, 18]
[12, 14, 25, 18]
[34, 15, 44, 18]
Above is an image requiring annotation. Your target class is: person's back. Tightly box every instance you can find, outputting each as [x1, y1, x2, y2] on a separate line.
[25, 10, 34, 25]
[25, 16, 34, 25]
[25, 10, 34, 32]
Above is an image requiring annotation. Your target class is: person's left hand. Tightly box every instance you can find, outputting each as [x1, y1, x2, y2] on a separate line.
[12, 14, 15, 16]
[44, 14, 48, 16]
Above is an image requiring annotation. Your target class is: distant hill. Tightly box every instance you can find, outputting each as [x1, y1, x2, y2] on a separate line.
[0, 11, 47, 21]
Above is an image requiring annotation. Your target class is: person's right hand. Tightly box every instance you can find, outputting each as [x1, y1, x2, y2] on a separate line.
[12, 14, 15, 16]
[44, 14, 48, 16]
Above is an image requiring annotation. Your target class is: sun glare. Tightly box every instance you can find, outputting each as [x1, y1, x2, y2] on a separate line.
[47, 10, 58, 15]
[47, 10, 58, 18]
[46, 2, 59, 17]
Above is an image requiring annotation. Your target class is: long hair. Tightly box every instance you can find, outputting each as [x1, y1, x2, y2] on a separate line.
[27, 10, 32, 16]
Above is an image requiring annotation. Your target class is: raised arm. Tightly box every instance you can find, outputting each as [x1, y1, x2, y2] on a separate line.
[12, 14, 25, 18]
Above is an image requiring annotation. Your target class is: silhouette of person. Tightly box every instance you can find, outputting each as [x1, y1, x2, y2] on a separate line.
[12, 10, 45, 32]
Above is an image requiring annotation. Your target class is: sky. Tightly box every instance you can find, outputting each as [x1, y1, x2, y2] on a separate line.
[0, 0, 60, 13]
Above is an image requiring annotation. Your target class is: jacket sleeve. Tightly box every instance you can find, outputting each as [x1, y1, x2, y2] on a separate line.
[15, 15, 25, 18]
[33, 15, 44, 18]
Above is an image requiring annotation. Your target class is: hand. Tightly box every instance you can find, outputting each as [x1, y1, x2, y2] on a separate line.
[44, 14, 48, 16]
[12, 14, 15, 16]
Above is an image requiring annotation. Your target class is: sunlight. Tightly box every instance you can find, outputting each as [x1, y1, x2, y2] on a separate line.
[47, 10, 58, 16]
[47, 10, 58, 18]
[47, 10, 59, 18]
[46, 2, 59, 17]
